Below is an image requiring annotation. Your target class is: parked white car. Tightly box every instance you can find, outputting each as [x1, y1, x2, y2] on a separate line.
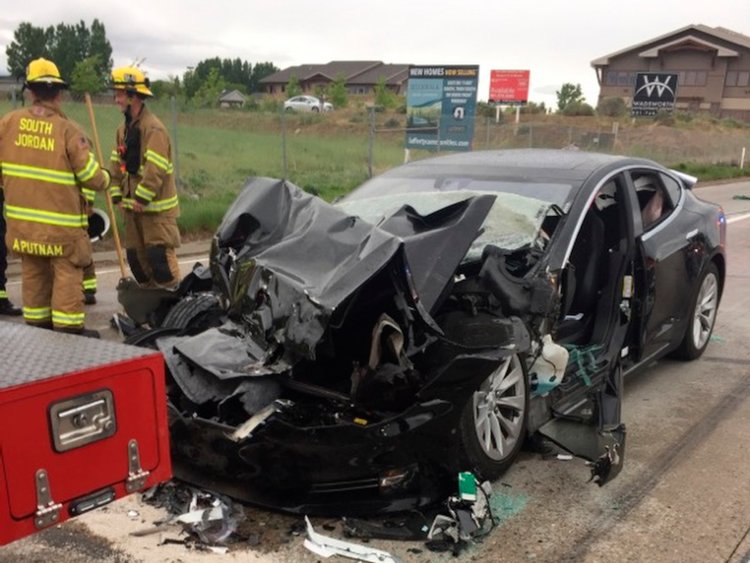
[284, 95, 333, 113]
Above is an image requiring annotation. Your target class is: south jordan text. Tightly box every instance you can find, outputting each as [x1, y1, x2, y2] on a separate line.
[14, 118, 55, 152]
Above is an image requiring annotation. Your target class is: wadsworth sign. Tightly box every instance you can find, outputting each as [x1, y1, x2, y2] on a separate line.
[631, 72, 678, 117]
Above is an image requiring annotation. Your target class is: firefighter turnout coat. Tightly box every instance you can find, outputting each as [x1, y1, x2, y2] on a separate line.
[109, 105, 181, 286]
[0, 100, 109, 328]
[109, 106, 179, 218]
[0, 102, 109, 254]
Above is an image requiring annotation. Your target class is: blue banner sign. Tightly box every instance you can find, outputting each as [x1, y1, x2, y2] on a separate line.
[405, 65, 479, 151]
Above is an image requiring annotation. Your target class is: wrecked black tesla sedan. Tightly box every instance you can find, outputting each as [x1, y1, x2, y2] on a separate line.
[122, 148, 726, 515]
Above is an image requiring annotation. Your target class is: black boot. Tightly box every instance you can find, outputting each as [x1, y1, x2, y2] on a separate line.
[0, 298, 21, 316]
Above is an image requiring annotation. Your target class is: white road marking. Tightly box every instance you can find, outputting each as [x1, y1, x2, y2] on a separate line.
[727, 211, 750, 224]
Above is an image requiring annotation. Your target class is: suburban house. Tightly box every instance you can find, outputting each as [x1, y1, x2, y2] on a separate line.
[260, 61, 410, 96]
[592, 24, 750, 119]
[218, 89, 246, 108]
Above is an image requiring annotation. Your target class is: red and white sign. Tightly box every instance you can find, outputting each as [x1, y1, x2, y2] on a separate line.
[489, 70, 530, 104]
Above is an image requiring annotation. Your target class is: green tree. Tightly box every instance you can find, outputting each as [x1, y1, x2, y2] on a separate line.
[88, 19, 113, 77]
[5, 23, 51, 79]
[328, 73, 348, 108]
[48, 21, 89, 81]
[5, 20, 112, 82]
[374, 76, 396, 109]
[150, 76, 181, 98]
[556, 83, 584, 113]
[250, 62, 279, 92]
[285, 75, 302, 98]
[191, 67, 226, 108]
[70, 56, 105, 94]
[182, 57, 274, 97]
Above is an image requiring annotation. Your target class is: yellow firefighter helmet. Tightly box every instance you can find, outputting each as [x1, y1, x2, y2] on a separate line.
[25, 58, 68, 89]
[110, 66, 153, 97]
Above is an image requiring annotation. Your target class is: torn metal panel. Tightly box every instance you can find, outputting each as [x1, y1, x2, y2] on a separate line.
[173, 322, 280, 379]
[157, 336, 237, 405]
[537, 418, 626, 485]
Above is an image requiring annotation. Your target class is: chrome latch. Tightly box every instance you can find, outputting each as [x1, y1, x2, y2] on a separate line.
[34, 469, 61, 529]
[125, 439, 149, 493]
[49, 389, 116, 452]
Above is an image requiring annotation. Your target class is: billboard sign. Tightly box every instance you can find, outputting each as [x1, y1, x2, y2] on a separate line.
[405, 65, 479, 151]
[489, 70, 530, 104]
[631, 72, 679, 117]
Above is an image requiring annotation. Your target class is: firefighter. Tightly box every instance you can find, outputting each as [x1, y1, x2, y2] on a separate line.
[0, 191, 22, 315]
[0, 58, 110, 335]
[109, 66, 180, 288]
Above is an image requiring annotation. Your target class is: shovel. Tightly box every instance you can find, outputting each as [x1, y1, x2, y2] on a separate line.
[84, 92, 128, 280]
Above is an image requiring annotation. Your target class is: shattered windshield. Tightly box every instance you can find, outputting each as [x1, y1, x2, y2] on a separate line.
[343, 173, 575, 208]
[336, 190, 551, 260]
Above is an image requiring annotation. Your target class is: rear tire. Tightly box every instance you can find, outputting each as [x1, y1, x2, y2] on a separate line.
[456, 353, 528, 480]
[673, 262, 719, 360]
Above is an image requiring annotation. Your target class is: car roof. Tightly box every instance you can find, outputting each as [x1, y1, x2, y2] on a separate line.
[391, 149, 631, 178]
[370, 149, 665, 198]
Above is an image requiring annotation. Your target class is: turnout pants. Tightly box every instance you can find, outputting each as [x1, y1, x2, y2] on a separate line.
[21, 254, 85, 331]
[124, 212, 181, 288]
[82, 260, 97, 297]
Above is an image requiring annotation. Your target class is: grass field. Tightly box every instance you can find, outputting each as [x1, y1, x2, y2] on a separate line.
[1, 97, 748, 236]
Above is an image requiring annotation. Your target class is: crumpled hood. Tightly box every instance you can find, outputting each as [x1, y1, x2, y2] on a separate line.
[206, 178, 495, 365]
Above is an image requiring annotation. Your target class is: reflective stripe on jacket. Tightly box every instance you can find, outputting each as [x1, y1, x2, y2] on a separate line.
[110, 106, 179, 217]
[0, 102, 109, 248]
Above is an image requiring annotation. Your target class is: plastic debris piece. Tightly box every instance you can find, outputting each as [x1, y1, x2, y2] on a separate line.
[304, 516, 403, 563]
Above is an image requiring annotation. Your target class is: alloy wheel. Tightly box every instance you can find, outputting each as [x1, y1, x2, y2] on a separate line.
[472, 354, 526, 461]
[692, 271, 718, 351]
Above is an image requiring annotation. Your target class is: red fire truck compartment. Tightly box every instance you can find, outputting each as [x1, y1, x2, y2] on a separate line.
[0, 321, 171, 545]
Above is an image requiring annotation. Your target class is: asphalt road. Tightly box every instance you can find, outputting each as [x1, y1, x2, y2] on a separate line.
[1, 180, 749, 562]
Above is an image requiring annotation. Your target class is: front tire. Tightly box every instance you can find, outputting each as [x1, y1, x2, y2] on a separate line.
[673, 262, 720, 360]
[456, 353, 528, 480]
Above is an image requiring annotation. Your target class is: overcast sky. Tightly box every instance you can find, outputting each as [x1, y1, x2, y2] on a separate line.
[1, 1, 748, 107]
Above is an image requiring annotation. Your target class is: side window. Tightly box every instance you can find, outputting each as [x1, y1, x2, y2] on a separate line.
[631, 171, 674, 231]
[659, 173, 682, 207]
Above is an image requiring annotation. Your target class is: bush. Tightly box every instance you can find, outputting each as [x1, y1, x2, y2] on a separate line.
[654, 110, 675, 126]
[561, 102, 595, 116]
[597, 97, 627, 118]
[476, 102, 497, 118]
[261, 97, 282, 113]
[518, 101, 547, 115]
